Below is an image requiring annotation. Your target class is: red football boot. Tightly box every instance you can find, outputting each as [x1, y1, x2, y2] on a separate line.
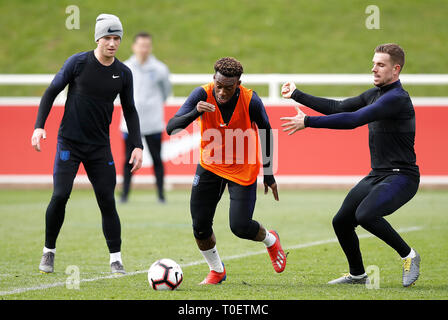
[199, 264, 227, 285]
[266, 230, 287, 273]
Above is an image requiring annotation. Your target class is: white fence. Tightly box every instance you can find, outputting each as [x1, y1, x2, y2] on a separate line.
[1, 73, 448, 104]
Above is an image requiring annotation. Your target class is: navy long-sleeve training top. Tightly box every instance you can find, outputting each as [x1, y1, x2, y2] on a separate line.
[291, 80, 419, 176]
[166, 86, 275, 180]
[35, 50, 143, 149]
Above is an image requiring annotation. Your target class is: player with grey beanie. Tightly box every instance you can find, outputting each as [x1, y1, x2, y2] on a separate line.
[95, 14, 123, 42]
[34, 12, 143, 276]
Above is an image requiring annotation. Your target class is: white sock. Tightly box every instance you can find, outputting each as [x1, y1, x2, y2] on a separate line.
[262, 229, 276, 247]
[350, 273, 367, 279]
[110, 252, 122, 264]
[200, 246, 224, 273]
[43, 247, 56, 254]
[402, 248, 416, 260]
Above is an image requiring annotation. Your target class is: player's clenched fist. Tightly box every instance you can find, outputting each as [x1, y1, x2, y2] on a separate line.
[281, 82, 297, 99]
[196, 101, 216, 113]
[31, 128, 47, 152]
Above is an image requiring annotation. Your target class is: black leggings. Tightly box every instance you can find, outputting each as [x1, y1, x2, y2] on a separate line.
[190, 165, 260, 241]
[45, 137, 121, 253]
[122, 132, 165, 200]
[332, 172, 419, 275]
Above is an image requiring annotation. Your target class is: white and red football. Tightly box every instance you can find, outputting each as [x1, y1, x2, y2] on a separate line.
[147, 258, 183, 291]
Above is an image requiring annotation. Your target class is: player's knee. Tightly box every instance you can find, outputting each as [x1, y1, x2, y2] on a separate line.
[94, 186, 114, 201]
[50, 191, 70, 206]
[95, 193, 116, 216]
[230, 224, 249, 239]
[99, 195, 114, 206]
[332, 213, 345, 230]
[230, 221, 255, 240]
[193, 226, 213, 240]
[355, 209, 377, 226]
[192, 218, 213, 240]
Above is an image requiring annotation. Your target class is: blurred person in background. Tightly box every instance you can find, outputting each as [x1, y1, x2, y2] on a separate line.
[120, 32, 171, 204]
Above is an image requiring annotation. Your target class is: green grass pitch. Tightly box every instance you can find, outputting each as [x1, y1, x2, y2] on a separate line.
[0, 187, 447, 300]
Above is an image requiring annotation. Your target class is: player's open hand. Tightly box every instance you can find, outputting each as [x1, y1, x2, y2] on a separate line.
[129, 148, 143, 173]
[196, 101, 216, 113]
[280, 106, 307, 135]
[31, 128, 47, 152]
[281, 82, 297, 99]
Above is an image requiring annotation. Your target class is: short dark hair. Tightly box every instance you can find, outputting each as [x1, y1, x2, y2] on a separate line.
[214, 57, 244, 78]
[133, 32, 152, 43]
[375, 43, 405, 72]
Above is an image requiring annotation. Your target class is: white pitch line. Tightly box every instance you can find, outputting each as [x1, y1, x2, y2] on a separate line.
[0, 226, 422, 297]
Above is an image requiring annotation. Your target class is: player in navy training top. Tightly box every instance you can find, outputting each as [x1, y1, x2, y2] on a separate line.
[31, 14, 143, 275]
[280, 44, 421, 287]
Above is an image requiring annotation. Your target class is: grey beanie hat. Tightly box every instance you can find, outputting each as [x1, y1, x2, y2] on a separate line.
[95, 14, 123, 42]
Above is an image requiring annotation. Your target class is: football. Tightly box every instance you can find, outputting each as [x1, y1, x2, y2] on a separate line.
[147, 258, 183, 291]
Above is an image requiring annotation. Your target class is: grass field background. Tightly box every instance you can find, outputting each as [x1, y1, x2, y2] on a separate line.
[1, 188, 447, 300]
[1, 0, 447, 97]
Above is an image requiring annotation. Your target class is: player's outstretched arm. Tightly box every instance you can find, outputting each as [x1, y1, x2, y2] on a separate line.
[31, 128, 47, 152]
[281, 81, 367, 115]
[280, 106, 307, 135]
[282, 93, 402, 131]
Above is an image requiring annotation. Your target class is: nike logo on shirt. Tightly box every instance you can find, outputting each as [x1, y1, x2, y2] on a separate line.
[112, 75, 120, 79]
